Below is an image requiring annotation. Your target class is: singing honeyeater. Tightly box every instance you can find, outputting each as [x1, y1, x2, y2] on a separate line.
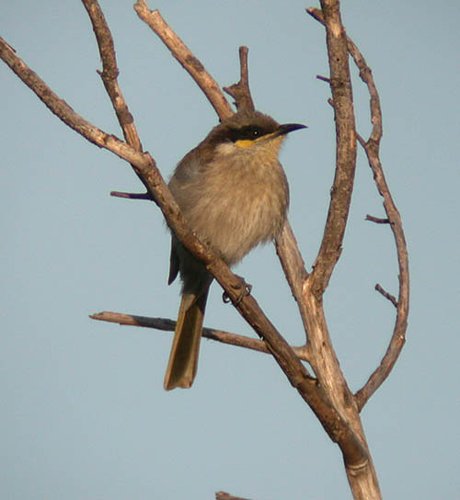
[164, 110, 306, 390]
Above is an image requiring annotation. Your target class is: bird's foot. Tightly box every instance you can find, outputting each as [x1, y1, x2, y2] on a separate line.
[222, 275, 252, 305]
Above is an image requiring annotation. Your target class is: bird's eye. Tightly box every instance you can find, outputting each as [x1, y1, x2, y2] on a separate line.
[239, 126, 264, 140]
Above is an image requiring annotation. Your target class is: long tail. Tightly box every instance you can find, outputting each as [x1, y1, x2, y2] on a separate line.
[163, 287, 210, 390]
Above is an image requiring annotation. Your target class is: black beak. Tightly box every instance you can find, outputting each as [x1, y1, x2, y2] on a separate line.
[277, 123, 308, 136]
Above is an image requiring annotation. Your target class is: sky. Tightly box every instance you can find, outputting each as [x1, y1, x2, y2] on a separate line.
[1, 1, 459, 499]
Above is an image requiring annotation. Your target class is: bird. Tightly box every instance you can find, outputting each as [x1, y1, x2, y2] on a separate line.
[164, 110, 306, 390]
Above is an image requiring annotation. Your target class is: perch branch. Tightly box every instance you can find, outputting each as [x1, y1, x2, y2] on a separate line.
[134, 0, 233, 121]
[90, 311, 312, 362]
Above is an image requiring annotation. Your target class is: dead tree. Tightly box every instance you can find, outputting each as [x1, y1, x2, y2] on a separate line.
[0, 0, 409, 498]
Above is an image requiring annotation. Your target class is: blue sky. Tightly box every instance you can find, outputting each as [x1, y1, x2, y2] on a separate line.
[1, 1, 459, 499]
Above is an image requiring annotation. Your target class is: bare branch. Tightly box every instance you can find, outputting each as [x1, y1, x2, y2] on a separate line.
[275, 222, 310, 300]
[223, 46, 256, 112]
[275, 222, 313, 347]
[346, 38, 382, 144]
[346, 25, 410, 412]
[90, 311, 312, 362]
[134, 0, 233, 121]
[82, 0, 142, 151]
[306, 4, 357, 299]
[374, 284, 398, 308]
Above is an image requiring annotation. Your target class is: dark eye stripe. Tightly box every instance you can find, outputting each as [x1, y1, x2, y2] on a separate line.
[229, 125, 267, 142]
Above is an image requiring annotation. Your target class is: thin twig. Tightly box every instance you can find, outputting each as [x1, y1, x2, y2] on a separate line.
[306, 7, 324, 24]
[216, 492, 252, 500]
[110, 190, 151, 200]
[110, 191, 152, 201]
[134, 0, 233, 121]
[90, 311, 312, 362]
[374, 284, 398, 308]
[366, 215, 390, 224]
[223, 46, 255, 112]
[316, 74, 331, 83]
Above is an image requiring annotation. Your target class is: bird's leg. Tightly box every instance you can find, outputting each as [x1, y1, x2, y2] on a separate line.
[222, 275, 252, 305]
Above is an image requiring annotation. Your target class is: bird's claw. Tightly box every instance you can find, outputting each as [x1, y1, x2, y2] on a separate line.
[222, 277, 252, 305]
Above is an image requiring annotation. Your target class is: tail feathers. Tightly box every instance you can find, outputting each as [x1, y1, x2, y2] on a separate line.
[163, 289, 209, 390]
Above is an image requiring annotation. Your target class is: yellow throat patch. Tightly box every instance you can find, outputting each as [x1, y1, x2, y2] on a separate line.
[235, 139, 256, 149]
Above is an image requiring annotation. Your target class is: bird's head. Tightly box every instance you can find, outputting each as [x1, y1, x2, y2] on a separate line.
[202, 111, 306, 160]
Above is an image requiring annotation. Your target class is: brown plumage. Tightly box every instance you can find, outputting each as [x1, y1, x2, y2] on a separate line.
[164, 111, 306, 390]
